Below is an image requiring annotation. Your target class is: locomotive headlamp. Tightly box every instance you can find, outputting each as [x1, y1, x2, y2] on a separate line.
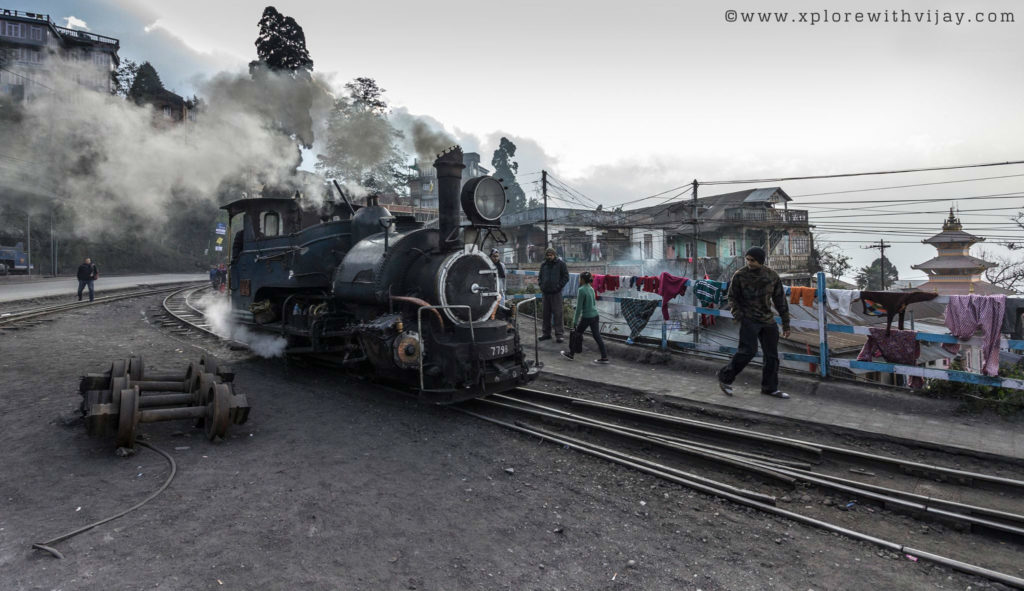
[460, 176, 507, 225]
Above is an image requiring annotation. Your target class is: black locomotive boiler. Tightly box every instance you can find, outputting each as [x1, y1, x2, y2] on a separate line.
[223, 146, 539, 401]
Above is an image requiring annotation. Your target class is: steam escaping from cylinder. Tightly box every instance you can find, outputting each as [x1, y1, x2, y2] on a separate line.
[196, 293, 288, 358]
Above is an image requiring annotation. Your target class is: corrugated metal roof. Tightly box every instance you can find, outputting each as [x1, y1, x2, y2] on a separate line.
[743, 187, 792, 204]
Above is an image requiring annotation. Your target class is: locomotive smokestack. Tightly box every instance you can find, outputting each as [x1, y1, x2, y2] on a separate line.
[434, 145, 465, 251]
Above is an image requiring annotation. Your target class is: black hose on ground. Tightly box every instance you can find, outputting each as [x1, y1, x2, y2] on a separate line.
[31, 441, 177, 559]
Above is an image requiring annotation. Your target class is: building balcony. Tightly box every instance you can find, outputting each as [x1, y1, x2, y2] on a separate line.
[767, 254, 813, 273]
[54, 25, 119, 49]
[724, 207, 808, 225]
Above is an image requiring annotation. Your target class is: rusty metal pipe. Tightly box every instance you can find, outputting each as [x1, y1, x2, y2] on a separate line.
[138, 394, 193, 408]
[390, 296, 444, 329]
[138, 407, 206, 422]
[136, 381, 189, 392]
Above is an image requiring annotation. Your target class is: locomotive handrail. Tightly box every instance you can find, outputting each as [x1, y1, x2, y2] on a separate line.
[513, 295, 541, 369]
[417, 304, 474, 393]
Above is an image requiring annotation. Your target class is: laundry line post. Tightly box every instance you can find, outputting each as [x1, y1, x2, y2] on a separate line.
[816, 271, 829, 377]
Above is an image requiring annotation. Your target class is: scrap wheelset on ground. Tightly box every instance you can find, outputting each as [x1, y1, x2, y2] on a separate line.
[79, 354, 250, 449]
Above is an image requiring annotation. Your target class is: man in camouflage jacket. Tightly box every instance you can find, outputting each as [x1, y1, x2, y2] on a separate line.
[717, 246, 792, 399]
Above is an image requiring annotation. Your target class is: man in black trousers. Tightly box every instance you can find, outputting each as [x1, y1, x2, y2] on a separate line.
[718, 246, 792, 399]
[76, 257, 99, 302]
[538, 247, 569, 343]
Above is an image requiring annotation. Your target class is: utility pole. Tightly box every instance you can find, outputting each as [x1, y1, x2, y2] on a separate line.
[692, 179, 700, 344]
[541, 170, 549, 248]
[26, 213, 30, 276]
[862, 239, 891, 290]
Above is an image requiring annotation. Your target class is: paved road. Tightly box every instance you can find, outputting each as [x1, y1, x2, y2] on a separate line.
[0, 274, 206, 303]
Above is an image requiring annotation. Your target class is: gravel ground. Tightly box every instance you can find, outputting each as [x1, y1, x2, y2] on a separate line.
[0, 294, 1016, 590]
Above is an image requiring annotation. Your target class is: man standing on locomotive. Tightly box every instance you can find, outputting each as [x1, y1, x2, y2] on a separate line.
[490, 248, 507, 306]
[76, 257, 99, 302]
[538, 246, 569, 343]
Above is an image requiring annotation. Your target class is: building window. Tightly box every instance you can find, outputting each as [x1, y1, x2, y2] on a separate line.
[4, 22, 24, 38]
[729, 239, 736, 257]
[162, 105, 172, 118]
[30, 26, 42, 41]
[791, 235, 809, 254]
[683, 241, 693, 259]
[643, 234, 653, 260]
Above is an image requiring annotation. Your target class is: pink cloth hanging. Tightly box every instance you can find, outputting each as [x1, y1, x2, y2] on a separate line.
[943, 294, 1006, 377]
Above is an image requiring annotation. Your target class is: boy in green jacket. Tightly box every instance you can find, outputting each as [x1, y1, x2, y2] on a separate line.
[561, 271, 610, 364]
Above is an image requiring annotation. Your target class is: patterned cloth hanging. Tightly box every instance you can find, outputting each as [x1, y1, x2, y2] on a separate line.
[621, 298, 661, 339]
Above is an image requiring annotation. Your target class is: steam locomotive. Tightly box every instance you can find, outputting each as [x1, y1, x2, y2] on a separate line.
[223, 146, 540, 402]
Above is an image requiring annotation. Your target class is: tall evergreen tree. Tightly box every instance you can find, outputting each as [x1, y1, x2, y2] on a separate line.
[251, 6, 313, 74]
[855, 256, 900, 291]
[127, 62, 165, 105]
[315, 78, 410, 195]
[112, 58, 139, 97]
[491, 137, 527, 213]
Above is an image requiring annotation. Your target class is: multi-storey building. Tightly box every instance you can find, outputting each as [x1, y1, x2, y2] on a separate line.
[407, 151, 489, 209]
[0, 8, 119, 99]
[499, 186, 817, 284]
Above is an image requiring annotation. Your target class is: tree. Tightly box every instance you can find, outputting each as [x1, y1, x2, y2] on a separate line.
[979, 247, 1024, 292]
[812, 242, 852, 281]
[855, 256, 899, 291]
[345, 77, 387, 114]
[127, 62, 165, 105]
[251, 6, 313, 74]
[491, 137, 528, 214]
[315, 78, 410, 195]
[112, 58, 139, 97]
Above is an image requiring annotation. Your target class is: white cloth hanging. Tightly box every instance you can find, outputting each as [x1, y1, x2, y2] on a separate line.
[826, 289, 860, 318]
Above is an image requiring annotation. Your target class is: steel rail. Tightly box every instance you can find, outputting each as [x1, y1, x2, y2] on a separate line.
[484, 392, 1024, 540]
[457, 403, 1024, 590]
[513, 387, 1024, 493]
[476, 397, 796, 485]
[0, 283, 203, 328]
[161, 286, 220, 338]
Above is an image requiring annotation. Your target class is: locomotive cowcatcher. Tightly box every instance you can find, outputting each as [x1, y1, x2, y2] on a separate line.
[223, 146, 540, 402]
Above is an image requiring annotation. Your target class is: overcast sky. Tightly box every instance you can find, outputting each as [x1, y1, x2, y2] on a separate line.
[30, 0, 1024, 280]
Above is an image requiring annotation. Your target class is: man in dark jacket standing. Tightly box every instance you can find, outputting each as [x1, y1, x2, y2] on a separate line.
[717, 246, 792, 399]
[538, 247, 569, 342]
[76, 257, 99, 302]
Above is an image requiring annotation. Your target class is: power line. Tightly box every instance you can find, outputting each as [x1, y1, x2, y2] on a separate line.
[701, 158, 1024, 186]
[787, 172, 1024, 198]
[794, 190, 1024, 207]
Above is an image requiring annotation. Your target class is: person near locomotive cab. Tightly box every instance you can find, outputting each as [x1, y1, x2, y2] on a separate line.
[76, 257, 99, 302]
[538, 247, 569, 342]
[717, 246, 792, 399]
[490, 248, 507, 305]
[561, 271, 609, 364]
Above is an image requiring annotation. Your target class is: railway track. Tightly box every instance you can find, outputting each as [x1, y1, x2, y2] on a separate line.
[456, 388, 1024, 589]
[0, 283, 205, 330]
[159, 285, 220, 337]
[123, 293, 1024, 587]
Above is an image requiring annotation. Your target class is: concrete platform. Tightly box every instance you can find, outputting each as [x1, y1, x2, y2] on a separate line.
[0, 273, 206, 304]
[521, 321, 1024, 462]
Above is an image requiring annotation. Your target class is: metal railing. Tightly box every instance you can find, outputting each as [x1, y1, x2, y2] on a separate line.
[724, 207, 809, 224]
[417, 304, 474, 393]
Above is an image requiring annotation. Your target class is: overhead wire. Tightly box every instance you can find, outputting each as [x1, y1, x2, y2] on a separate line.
[700, 158, 1024, 186]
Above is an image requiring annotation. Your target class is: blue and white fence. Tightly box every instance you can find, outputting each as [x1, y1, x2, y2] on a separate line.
[507, 270, 1024, 392]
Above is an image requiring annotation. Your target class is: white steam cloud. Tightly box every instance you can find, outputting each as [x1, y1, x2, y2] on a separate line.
[197, 293, 288, 358]
[1, 59, 334, 238]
